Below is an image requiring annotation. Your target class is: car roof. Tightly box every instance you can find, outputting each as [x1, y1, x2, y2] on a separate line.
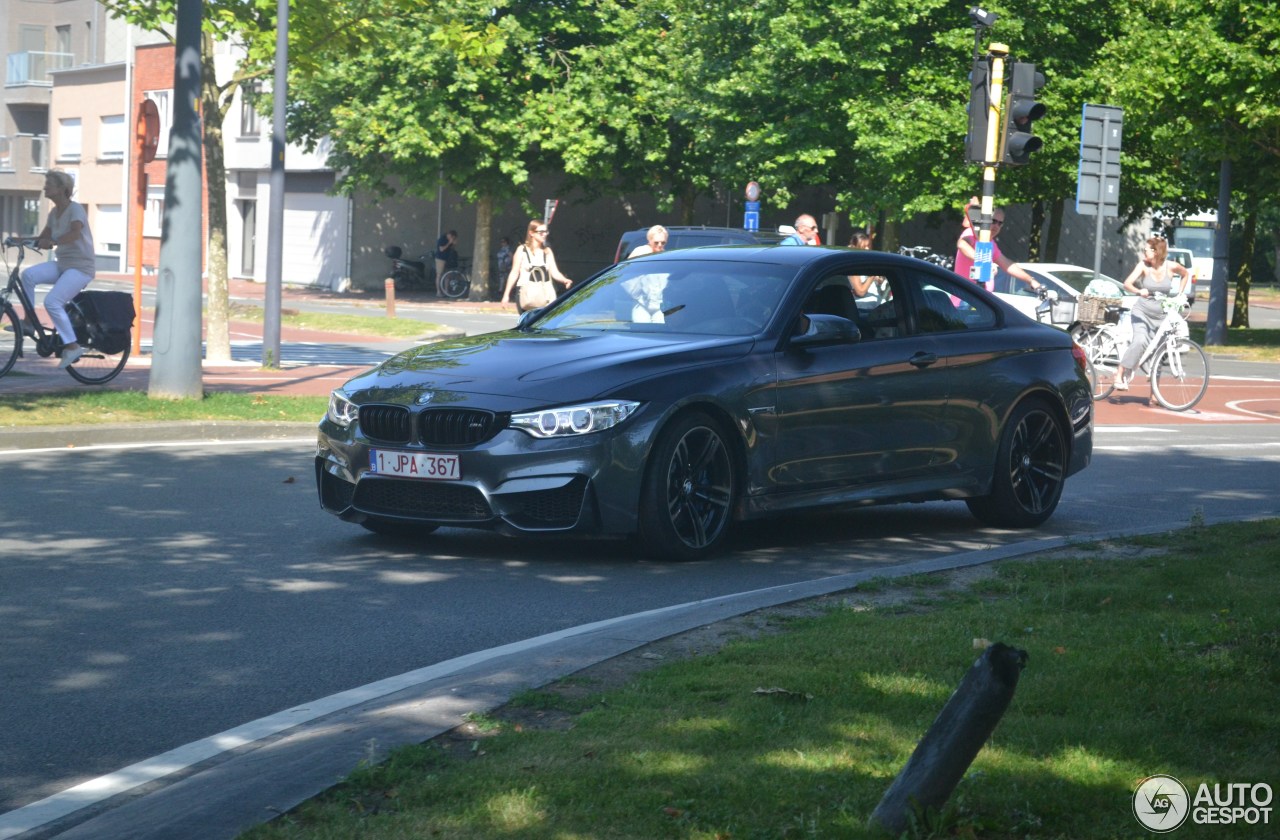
[623, 244, 951, 271]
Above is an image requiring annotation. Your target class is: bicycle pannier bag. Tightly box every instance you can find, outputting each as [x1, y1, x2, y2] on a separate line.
[69, 291, 135, 354]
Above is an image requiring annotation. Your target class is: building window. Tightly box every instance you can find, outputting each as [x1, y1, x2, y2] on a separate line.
[96, 204, 123, 272]
[58, 118, 82, 161]
[144, 185, 164, 238]
[239, 83, 262, 137]
[238, 199, 257, 275]
[99, 115, 125, 160]
[143, 90, 173, 158]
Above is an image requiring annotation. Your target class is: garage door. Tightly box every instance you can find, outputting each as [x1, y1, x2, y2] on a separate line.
[283, 192, 349, 289]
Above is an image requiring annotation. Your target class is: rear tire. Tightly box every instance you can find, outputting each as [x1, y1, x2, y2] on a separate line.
[66, 342, 130, 385]
[439, 269, 469, 299]
[0, 305, 20, 378]
[967, 399, 1068, 528]
[637, 410, 737, 561]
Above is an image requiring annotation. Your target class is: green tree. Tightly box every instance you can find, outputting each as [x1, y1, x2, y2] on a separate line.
[103, 0, 274, 362]
[287, 0, 598, 299]
[1098, 0, 1280, 335]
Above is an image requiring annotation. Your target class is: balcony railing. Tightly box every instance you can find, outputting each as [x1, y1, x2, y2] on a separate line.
[5, 51, 74, 86]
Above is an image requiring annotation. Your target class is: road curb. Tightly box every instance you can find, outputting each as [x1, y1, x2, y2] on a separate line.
[0, 421, 317, 452]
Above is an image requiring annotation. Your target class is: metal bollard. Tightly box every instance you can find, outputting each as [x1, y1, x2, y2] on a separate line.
[385, 277, 396, 319]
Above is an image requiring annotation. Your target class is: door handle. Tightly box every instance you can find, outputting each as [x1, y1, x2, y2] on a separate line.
[909, 351, 938, 368]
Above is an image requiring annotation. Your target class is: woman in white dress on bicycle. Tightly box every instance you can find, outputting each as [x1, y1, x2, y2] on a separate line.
[1115, 236, 1190, 390]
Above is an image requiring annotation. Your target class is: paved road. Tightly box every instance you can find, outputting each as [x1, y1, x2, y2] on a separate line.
[1, 423, 1278, 838]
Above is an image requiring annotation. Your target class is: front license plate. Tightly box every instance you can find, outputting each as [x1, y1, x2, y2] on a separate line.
[369, 449, 461, 481]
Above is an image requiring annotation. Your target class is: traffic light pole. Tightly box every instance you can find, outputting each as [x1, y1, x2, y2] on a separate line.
[972, 43, 1009, 290]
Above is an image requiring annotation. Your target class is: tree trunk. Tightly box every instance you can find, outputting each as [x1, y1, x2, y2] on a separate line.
[201, 36, 231, 363]
[1230, 194, 1256, 328]
[678, 181, 696, 225]
[1029, 199, 1045, 261]
[1045, 199, 1064, 263]
[470, 194, 493, 301]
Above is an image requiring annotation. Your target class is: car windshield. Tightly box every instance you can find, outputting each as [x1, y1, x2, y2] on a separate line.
[534, 258, 794, 335]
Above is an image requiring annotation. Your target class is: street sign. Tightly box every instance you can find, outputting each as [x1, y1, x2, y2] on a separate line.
[973, 240, 994, 288]
[1076, 104, 1123, 217]
[743, 200, 760, 232]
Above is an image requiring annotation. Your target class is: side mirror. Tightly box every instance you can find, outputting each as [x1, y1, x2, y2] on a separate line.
[791, 313, 861, 346]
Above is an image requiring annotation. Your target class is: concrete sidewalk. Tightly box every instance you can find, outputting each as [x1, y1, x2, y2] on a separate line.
[8, 274, 506, 397]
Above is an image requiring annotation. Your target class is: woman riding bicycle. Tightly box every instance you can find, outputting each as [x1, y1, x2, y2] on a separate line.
[21, 170, 94, 369]
[1115, 236, 1190, 391]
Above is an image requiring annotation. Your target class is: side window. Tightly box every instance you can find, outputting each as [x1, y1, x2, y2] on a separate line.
[805, 265, 905, 340]
[906, 270, 999, 334]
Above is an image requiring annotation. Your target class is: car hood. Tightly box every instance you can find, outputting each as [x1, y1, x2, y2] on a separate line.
[340, 329, 754, 405]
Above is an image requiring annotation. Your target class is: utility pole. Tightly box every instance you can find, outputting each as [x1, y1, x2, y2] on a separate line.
[148, 0, 204, 400]
[262, 0, 288, 368]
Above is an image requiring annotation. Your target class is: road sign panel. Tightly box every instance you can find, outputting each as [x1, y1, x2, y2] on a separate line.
[1077, 104, 1123, 217]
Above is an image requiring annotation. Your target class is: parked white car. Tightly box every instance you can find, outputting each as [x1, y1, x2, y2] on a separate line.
[993, 263, 1134, 327]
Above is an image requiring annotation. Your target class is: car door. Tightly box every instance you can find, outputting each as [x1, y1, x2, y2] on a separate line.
[769, 263, 952, 491]
[898, 266, 1014, 473]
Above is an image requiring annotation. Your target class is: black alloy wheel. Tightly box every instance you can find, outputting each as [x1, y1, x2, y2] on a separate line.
[637, 411, 737, 561]
[967, 399, 1067, 528]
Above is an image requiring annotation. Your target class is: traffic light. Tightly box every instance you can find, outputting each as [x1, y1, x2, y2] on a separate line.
[1001, 61, 1046, 165]
[964, 58, 990, 163]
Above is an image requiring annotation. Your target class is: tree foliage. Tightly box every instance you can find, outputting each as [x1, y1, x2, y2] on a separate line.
[106, 0, 1277, 311]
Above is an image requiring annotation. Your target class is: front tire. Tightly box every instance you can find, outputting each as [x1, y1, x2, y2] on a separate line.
[637, 411, 737, 561]
[967, 399, 1068, 528]
[1151, 339, 1209, 411]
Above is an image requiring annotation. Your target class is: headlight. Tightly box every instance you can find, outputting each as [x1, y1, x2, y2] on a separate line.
[509, 400, 641, 439]
[327, 390, 358, 428]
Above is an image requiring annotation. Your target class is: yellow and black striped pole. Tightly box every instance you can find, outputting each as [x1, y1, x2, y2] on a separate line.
[973, 43, 1008, 290]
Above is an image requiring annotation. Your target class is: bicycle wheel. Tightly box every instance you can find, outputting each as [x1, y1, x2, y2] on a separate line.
[439, 269, 469, 299]
[1082, 325, 1119, 400]
[66, 342, 130, 385]
[0, 305, 20, 378]
[1151, 338, 1209, 411]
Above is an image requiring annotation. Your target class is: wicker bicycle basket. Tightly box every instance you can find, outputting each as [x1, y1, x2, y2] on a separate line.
[1075, 294, 1114, 324]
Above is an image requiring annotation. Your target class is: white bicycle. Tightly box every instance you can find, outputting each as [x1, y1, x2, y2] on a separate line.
[1088, 294, 1209, 411]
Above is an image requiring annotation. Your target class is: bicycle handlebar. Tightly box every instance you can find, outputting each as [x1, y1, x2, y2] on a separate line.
[3, 236, 41, 251]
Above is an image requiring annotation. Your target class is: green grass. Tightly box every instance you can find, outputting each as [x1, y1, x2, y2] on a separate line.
[228, 301, 451, 339]
[242, 520, 1280, 839]
[0, 390, 326, 426]
[1193, 326, 1280, 363]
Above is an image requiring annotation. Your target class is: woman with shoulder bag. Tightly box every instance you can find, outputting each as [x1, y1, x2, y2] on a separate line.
[501, 219, 573, 312]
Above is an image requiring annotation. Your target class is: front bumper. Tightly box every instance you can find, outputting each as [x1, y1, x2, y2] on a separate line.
[315, 420, 650, 536]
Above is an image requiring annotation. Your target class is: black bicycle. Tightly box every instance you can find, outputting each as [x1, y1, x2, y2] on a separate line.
[2, 236, 133, 384]
[897, 245, 954, 270]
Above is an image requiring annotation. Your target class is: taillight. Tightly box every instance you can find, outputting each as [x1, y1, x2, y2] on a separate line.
[1071, 342, 1089, 374]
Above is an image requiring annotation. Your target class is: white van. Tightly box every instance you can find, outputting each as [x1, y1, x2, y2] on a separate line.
[1167, 247, 1197, 303]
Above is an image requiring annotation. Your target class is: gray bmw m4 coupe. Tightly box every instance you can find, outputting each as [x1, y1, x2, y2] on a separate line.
[316, 245, 1093, 560]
